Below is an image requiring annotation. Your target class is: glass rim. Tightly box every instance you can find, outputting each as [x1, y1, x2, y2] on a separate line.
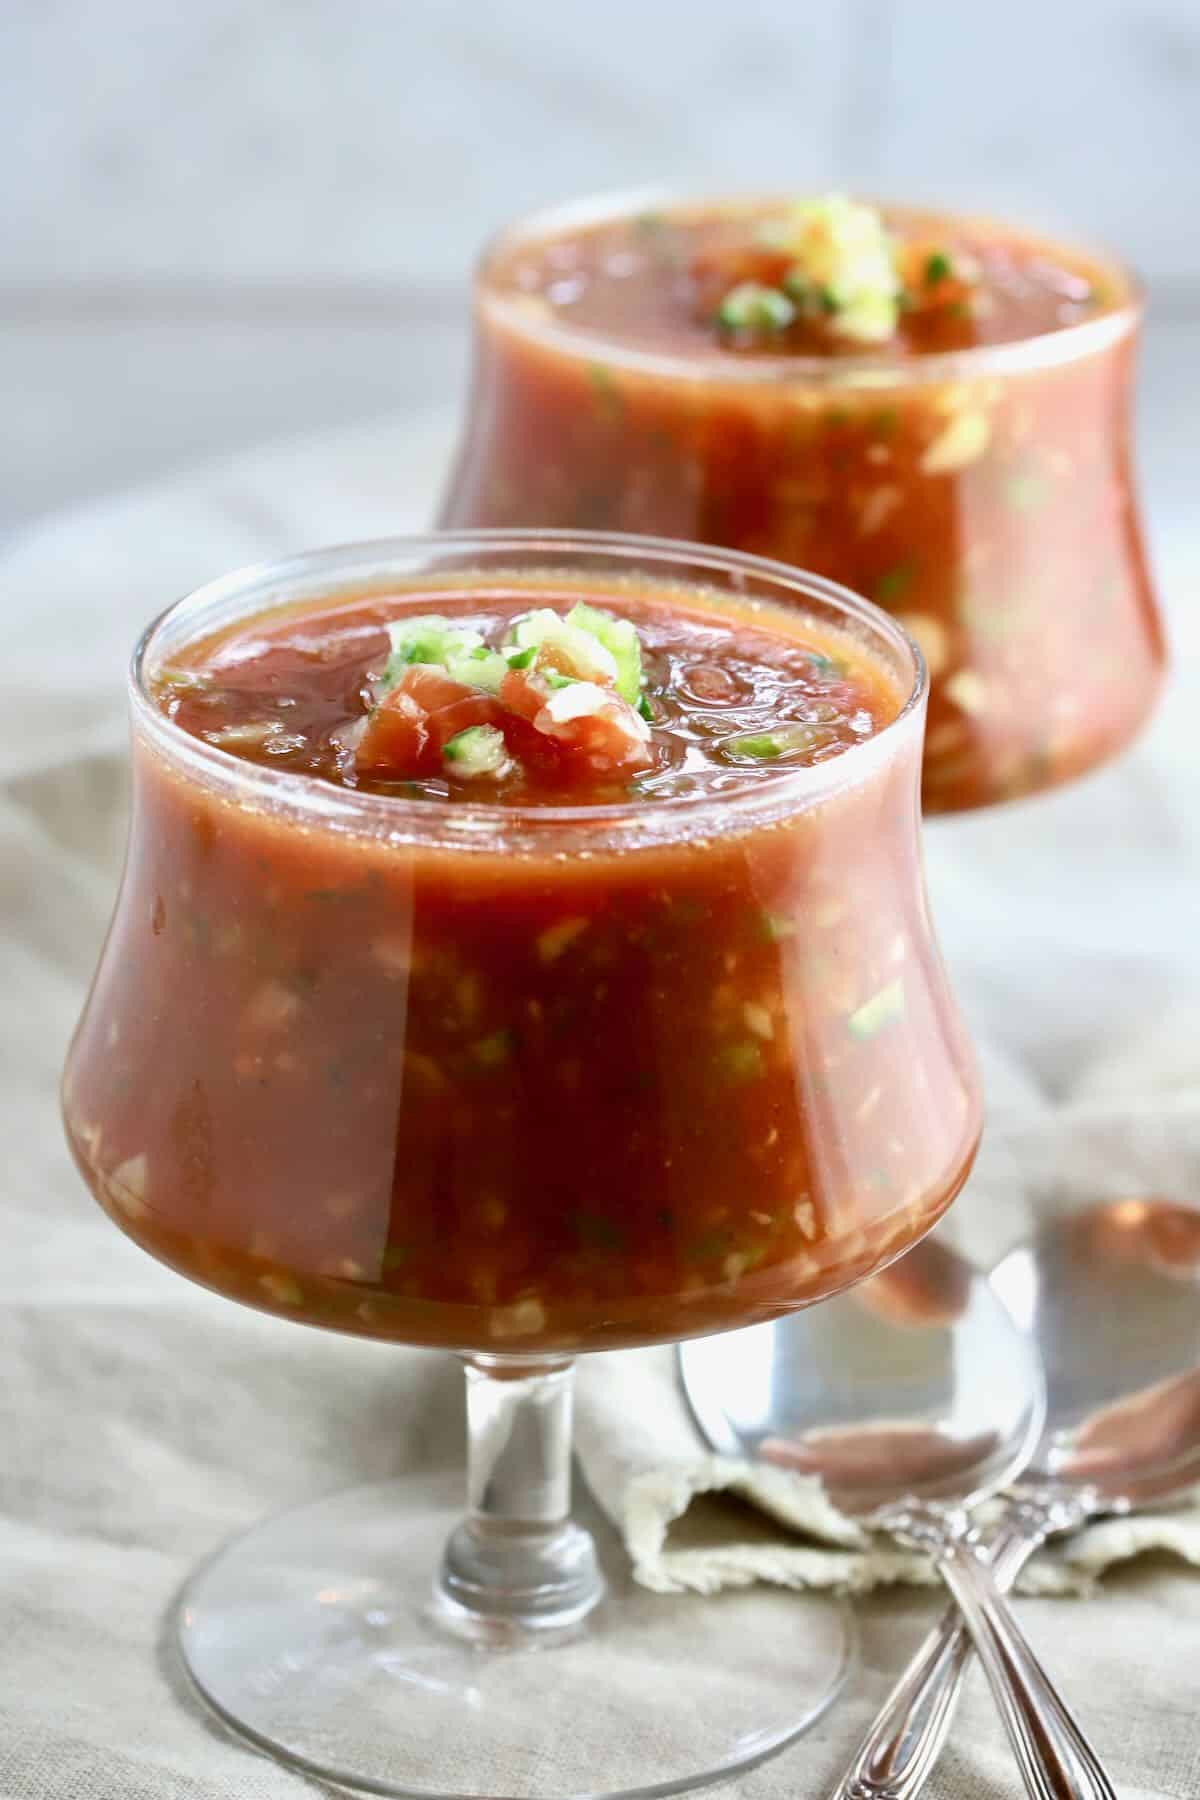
[476, 186, 1143, 388]
[130, 529, 927, 849]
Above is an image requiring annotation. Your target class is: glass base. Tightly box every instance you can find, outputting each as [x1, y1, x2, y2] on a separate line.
[176, 1471, 855, 1799]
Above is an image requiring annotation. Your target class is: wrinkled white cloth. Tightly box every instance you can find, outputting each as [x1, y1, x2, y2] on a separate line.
[2, 414, 1199, 1798]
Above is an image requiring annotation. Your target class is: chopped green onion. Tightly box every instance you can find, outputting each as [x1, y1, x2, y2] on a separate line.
[505, 645, 537, 670]
[717, 282, 796, 335]
[924, 250, 953, 286]
[442, 725, 513, 780]
[637, 693, 654, 722]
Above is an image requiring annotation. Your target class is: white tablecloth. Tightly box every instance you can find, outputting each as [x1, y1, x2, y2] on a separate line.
[2, 413, 1198, 1798]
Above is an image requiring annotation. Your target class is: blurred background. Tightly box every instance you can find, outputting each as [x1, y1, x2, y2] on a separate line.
[3, 0, 1197, 534]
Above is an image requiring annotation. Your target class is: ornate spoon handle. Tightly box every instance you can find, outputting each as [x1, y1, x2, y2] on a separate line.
[827, 1516, 1036, 1800]
[831, 1490, 1101, 1800]
[886, 1497, 1114, 1800]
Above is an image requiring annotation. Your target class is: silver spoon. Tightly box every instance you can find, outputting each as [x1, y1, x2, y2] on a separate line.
[679, 1233, 1115, 1800]
[814, 1198, 1200, 1800]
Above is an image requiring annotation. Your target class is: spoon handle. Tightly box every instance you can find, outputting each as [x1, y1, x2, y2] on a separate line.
[932, 1535, 1116, 1800]
[827, 1518, 1034, 1800]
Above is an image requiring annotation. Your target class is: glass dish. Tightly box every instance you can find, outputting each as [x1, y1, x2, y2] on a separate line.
[62, 532, 981, 1798]
[439, 194, 1166, 813]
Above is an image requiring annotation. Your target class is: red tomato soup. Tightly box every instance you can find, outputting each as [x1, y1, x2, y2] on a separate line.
[63, 565, 980, 1353]
[440, 195, 1165, 813]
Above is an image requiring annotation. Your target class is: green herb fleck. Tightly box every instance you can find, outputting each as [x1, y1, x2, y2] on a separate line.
[873, 562, 916, 605]
[637, 693, 654, 722]
[924, 250, 953, 287]
[717, 1041, 765, 1083]
[1004, 471, 1050, 514]
[755, 909, 797, 943]
[506, 645, 537, 670]
[687, 1227, 733, 1265]
[808, 652, 846, 677]
[575, 1214, 624, 1253]
[717, 282, 796, 336]
[848, 979, 905, 1040]
[470, 1029, 515, 1070]
[587, 361, 624, 420]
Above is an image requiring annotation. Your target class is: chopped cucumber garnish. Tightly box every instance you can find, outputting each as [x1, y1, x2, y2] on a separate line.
[506, 610, 619, 685]
[446, 647, 509, 693]
[847, 979, 905, 1039]
[442, 724, 513, 780]
[758, 195, 900, 344]
[723, 724, 816, 762]
[566, 601, 645, 703]
[717, 281, 796, 335]
[731, 732, 785, 759]
[382, 616, 484, 689]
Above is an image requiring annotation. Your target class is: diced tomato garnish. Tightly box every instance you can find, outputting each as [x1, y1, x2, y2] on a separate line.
[357, 658, 654, 786]
[424, 693, 503, 751]
[541, 703, 653, 774]
[356, 666, 495, 777]
[398, 665, 479, 713]
[355, 689, 434, 776]
[499, 669, 548, 722]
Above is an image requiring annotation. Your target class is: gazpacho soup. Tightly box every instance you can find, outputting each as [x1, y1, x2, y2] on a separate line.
[440, 194, 1164, 812]
[63, 550, 980, 1353]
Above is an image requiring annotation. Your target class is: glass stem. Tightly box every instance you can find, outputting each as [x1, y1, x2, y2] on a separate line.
[433, 1354, 605, 1645]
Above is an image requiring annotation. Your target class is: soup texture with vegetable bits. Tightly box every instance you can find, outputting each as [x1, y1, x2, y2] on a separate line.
[440, 194, 1164, 812]
[63, 571, 980, 1352]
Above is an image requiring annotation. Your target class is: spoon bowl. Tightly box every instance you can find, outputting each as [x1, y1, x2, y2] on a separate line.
[990, 1196, 1200, 1508]
[680, 1235, 1045, 1521]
